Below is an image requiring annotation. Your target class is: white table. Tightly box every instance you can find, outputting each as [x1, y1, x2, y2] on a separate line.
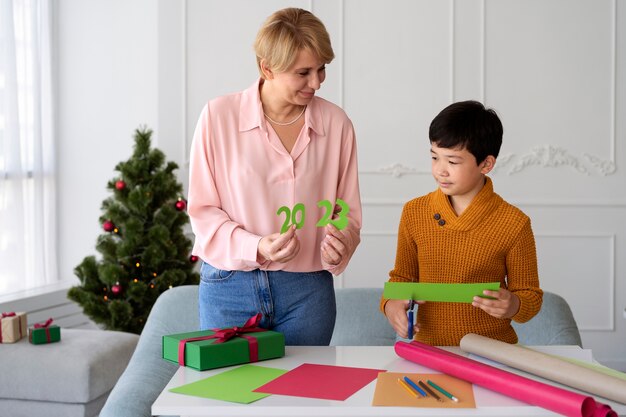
[152, 345, 626, 417]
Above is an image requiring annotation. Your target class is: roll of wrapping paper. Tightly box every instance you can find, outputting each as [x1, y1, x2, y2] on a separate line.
[394, 340, 616, 417]
[460, 333, 626, 404]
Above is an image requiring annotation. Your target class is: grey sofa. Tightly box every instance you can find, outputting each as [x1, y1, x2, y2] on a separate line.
[100, 286, 581, 417]
[0, 328, 139, 417]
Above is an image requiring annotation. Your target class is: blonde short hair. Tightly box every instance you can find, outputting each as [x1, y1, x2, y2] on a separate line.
[254, 8, 335, 78]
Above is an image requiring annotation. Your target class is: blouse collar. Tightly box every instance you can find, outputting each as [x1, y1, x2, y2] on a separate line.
[238, 78, 325, 137]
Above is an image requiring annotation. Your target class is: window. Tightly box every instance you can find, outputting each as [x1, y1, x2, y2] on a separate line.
[0, 0, 57, 295]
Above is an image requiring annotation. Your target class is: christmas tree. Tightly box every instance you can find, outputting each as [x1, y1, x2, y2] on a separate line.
[68, 128, 199, 334]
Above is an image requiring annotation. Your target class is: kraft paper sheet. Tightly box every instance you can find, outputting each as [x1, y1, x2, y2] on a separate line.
[459, 333, 626, 405]
[394, 340, 616, 417]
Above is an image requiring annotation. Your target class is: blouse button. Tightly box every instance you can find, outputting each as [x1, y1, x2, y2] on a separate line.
[438, 219, 446, 226]
[434, 213, 441, 220]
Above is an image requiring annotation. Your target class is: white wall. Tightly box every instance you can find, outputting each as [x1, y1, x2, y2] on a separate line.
[56, 0, 626, 370]
[56, 0, 158, 284]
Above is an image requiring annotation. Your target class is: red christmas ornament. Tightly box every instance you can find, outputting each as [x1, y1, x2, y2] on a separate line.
[111, 282, 122, 294]
[115, 180, 126, 190]
[175, 199, 187, 211]
[189, 255, 199, 263]
[103, 220, 115, 232]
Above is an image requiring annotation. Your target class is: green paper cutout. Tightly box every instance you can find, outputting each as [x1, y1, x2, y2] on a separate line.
[316, 199, 350, 230]
[315, 199, 334, 228]
[278, 199, 350, 232]
[277, 203, 306, 234]
[169, 364, 288, 404]
[277, 205, 291, 234]
[383, 282, 500, 303]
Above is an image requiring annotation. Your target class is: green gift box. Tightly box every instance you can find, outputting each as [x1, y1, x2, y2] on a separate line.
[162, 314, 285, 371]
[28, 318, 61, 345]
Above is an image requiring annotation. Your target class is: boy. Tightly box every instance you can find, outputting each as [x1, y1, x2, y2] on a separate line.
[381, 101, 542, 346]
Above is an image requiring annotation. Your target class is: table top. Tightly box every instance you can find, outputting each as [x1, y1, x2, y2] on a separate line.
[152, 345, 626, 417]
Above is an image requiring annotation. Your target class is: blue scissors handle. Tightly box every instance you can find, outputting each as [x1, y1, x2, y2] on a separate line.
[407, 299, 415, 339]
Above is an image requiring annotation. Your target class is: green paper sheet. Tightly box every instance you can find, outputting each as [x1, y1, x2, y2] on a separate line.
[383, 282, 500, 303]
[169, 364, 288, 404]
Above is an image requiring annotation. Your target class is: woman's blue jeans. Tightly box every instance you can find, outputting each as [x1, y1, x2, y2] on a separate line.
[198, 262, 336, 346]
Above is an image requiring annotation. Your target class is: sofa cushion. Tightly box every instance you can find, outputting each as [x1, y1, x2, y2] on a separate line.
[330, 287, 396, 346]
[0, 328, 138, 406]
[0, 392, 109, 417]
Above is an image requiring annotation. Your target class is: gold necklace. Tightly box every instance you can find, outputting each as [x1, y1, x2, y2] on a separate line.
[264, 105, 306, 126]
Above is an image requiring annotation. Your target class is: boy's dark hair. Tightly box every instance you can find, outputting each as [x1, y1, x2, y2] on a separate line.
[429, 100, 503, 164]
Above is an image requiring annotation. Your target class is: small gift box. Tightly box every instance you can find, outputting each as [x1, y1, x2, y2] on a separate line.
[29, 318, 61, 344]
[162, 314, 285, 371]
[1, 311, 28, 343]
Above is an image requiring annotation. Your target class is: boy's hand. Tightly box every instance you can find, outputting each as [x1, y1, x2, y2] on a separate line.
[384, 299, 425, 339]
[472, 288, 520, 319]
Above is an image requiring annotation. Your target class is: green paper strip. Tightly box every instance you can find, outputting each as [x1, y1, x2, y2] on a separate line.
[383, 282, 500, 303]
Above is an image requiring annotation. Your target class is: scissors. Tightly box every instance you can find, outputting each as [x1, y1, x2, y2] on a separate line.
[407, 299, 415, 339]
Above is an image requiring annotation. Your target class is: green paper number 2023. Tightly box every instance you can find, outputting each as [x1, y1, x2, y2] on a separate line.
[277, 199, 350, 234]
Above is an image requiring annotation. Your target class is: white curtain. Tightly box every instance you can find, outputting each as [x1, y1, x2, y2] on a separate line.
[0, 0, 57, 295]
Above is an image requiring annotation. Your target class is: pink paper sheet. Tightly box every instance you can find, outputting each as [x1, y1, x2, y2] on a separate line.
[394, 341, 616, 417]
[254, 363, 384, 401]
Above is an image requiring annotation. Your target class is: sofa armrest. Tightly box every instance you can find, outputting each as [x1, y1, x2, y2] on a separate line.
[99, 285, 200, 417]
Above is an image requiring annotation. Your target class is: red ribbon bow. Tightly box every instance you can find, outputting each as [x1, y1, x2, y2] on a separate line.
[178, 313, 267, 366]
[34, 318, 54, 343]
[34, 318, 53, 329]
[1, 312, 16, 318]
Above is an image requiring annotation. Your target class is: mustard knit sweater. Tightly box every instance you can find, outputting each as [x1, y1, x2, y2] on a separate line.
[381, 177, 543, 346]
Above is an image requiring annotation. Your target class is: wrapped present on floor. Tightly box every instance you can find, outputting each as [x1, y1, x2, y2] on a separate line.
[1, 312, 28, 343]
[163, 313, 285, 371]
[29, 318, 61, 344]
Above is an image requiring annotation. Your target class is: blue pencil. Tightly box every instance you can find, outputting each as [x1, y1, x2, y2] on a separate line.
[403, 376, 427, 397]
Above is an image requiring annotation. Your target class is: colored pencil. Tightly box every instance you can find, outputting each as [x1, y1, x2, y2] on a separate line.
[397, 378, 419, 398]
[418, 380, 443, 402]
[428, 379, 459, 402]
[403, 376, 427, 397]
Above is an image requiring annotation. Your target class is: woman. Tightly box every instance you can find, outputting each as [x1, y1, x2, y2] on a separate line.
[187, 7, 362, 345]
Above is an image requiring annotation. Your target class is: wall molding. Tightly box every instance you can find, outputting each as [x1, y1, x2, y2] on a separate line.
[362, 141, 618, 177]
[356, 231, 616, 332]
[493, 145, 617, 176]
[449, 0, 455, 102]
[361, 163, 429, 177]
[361, 197, 626, 207]
[482, 0, 617, 171]
[536, 233, 615, 332]
[182, 0, 189, 167]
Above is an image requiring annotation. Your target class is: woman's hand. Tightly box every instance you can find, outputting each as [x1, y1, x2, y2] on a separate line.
[384, 299, 425, 339]
[257, 225, 301, 263]
[320, 224, 348, 266]
[472, 288, 520, 319]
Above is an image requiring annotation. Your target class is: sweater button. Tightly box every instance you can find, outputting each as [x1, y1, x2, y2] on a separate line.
[434, 213, 441, 220]
[438, 219, 446, 226]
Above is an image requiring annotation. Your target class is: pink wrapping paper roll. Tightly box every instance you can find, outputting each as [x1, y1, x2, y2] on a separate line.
[395, 341, 616, 417]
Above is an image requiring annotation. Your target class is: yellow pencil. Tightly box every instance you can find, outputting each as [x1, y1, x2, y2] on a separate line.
[397, 378, 419, 398]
